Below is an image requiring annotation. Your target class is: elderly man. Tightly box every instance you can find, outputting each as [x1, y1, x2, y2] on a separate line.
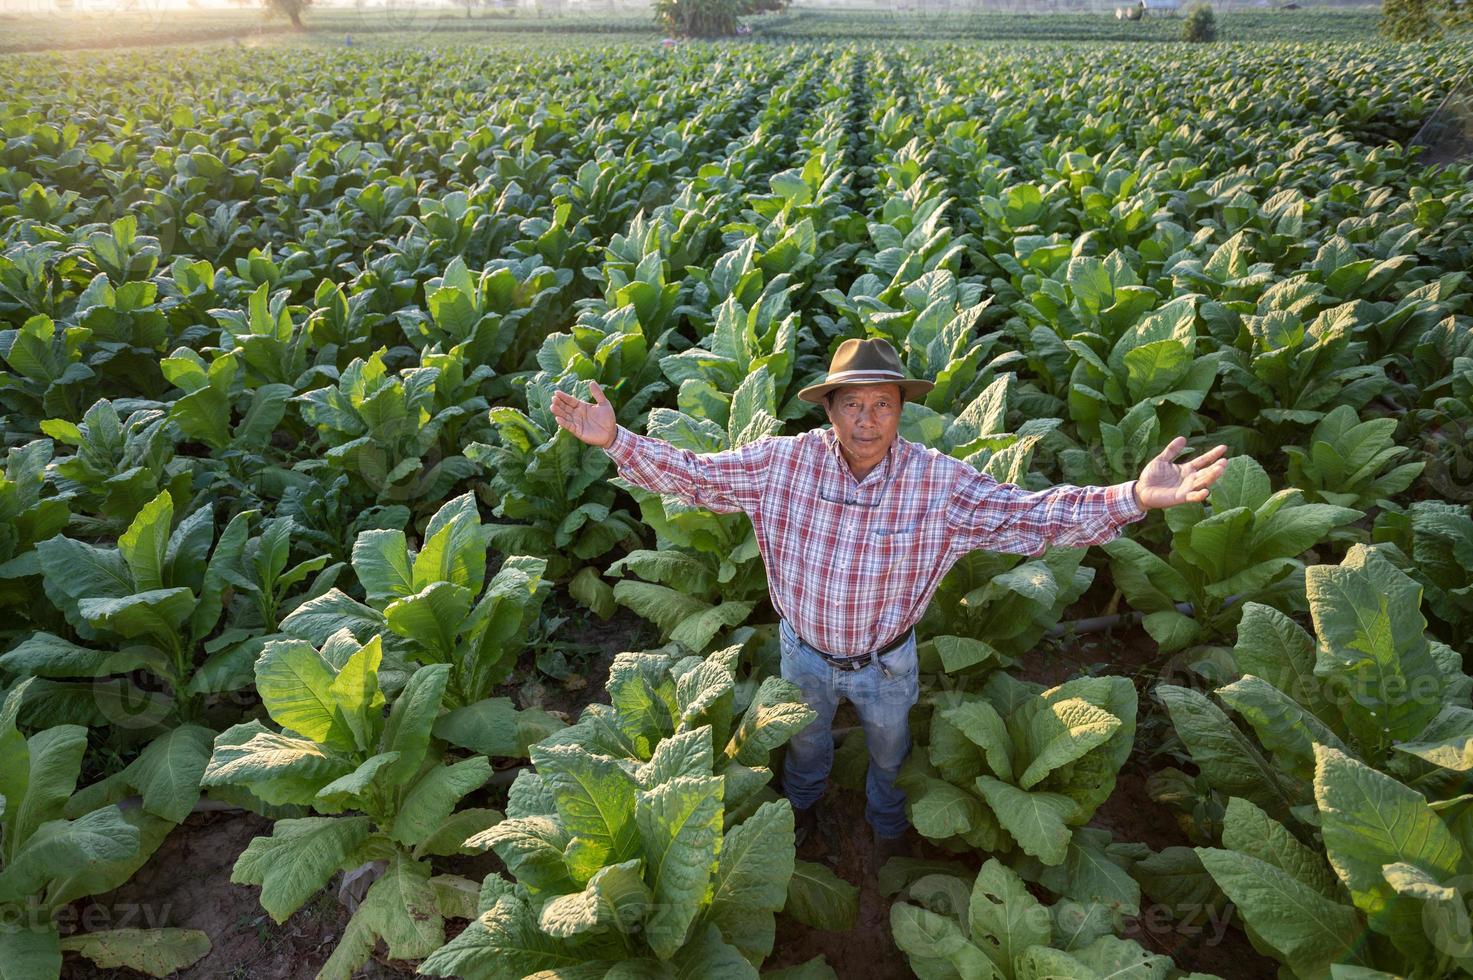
[550, 337, 1228, 864]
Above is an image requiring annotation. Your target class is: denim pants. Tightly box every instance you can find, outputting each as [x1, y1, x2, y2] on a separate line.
[778, 617, 919, 838]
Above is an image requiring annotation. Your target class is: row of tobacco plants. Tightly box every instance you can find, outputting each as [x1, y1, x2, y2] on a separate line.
[2, 34, 1473, 980]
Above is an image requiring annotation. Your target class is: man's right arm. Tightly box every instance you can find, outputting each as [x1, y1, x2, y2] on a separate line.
[603, 425, 773, 516]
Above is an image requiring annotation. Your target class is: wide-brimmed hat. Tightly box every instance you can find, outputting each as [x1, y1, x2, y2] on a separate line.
[797, 337, 935, 404]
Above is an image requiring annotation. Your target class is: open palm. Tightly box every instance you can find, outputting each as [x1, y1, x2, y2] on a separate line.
[550, 381, 617, 449]
[1136, 436, 1230, 510]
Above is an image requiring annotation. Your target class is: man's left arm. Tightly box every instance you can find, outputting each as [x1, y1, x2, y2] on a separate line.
[945, 436, 1231, 556]
[946, 472, 1146, 557]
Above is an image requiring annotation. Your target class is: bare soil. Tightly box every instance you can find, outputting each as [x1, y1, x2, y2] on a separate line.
[59, 810, 408, 980]
[766, 783, 913, 980]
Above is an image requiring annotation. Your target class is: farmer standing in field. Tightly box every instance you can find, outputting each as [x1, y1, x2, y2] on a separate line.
[550, 337, 1229, 865]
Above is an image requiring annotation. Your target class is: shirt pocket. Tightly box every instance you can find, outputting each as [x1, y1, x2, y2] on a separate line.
[864, 525, 921, 574]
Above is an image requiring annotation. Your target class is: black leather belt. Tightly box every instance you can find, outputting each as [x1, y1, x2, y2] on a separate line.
[801, 627, 915, 672]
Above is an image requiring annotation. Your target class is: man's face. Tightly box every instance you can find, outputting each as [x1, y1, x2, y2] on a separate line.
[824, 383, 902, 472]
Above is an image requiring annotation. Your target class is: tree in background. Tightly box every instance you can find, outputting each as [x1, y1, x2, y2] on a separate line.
[654, 0, 788, 38]
[1182, 1, 1216, 41]
[1381, 0, 1472, 39]
[265, 0, 311, 29]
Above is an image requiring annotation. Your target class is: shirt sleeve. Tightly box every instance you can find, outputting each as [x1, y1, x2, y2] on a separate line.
[603, 424, 773, 516]
[945, 466, 1146, 557]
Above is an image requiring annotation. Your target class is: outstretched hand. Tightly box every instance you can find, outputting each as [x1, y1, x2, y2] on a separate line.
[550, 381, 617, 449]
[1135, 436, 1230, 510]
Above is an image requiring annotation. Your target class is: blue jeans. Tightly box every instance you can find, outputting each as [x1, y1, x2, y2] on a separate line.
[778, 617, 919, 839]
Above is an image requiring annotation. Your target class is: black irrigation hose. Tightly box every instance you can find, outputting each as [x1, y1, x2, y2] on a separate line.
[1044, 594, 1245, 638]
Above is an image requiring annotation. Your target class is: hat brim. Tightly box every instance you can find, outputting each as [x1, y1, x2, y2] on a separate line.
[798, 377, 935, 404]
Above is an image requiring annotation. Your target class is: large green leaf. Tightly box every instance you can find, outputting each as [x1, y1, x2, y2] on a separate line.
[46, 809, 174, 906]
[125, 724, 213, 822]
[1231, 602, 1338, 726]
[1016, 698, 1121, 789]
[1394, 705, 1473, 773]
[0, 925, 61, 980]
[0, 632, 159, 679]
[931, 635, 1004, 674]
[467, 815, 577, 895]
[314, 752, 402, 812]
[940, 699, 1013, 783]
[79, 588, 195, 642]
[969, 858, 1052, 975]
[890, 900, 998, 980]
[230, 816, 371, 922]
[413, 493, 488, 593]
[639, 726, 715, 789]
[975, 776, 1074, 865]
[1014, 945, 1095, 979]
[1307, 545, 1444, 747]
[117, 491, 172, 593]
[0, 806, 139, 903]
[1196, 845, 1364, 979]
[279, 588, 384, 645]
[703, 799, 795, 963]
[538, 858, 650, 939]
[1071, 934, 1174, 979]
[419, 893, 616, 979]
[1215, 676, 1348, 784]
[351, 528, 413, 603]
[726, 676, 815, 767]
[784, 860, 858, 931]
[637, 773, 724, 960]
[389, 757, 491, 846]
[1211, 455, 1272, 512]
[254, 638, 354, 748]
[908, 776, 990, 841]
[1249, 501, 1361, 563]
[433, 697, 523, 758]
[1380, 862, 1473, 975]
[532, 742, 641, 884]
[10, 724, 88, 848]
[381, 662, 451, 786]
[1314, 744, 1464, 945]
[57, 928, 210, 977]
[202, 720, 352, 804]
[36, 537, 134, 625]
[668, 922, 758, 979]
[613, 580, 753, 654]
[326, 634, 385, 752]
[384, 582, 474, 658]
[1221, 797, 1339, 899]
[676, 660, 735, 749]
[1155, 684, 1298, 821]
[1038, 832, 1140, 917]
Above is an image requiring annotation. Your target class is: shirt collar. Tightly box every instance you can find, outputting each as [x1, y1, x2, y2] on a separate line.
[822, 426, 908, 486]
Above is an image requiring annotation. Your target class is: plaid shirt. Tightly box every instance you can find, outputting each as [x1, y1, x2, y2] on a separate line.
[604, 424, 1146, 658]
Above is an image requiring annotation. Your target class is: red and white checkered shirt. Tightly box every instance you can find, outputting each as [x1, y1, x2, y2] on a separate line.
[604, 424, 1145, 658]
